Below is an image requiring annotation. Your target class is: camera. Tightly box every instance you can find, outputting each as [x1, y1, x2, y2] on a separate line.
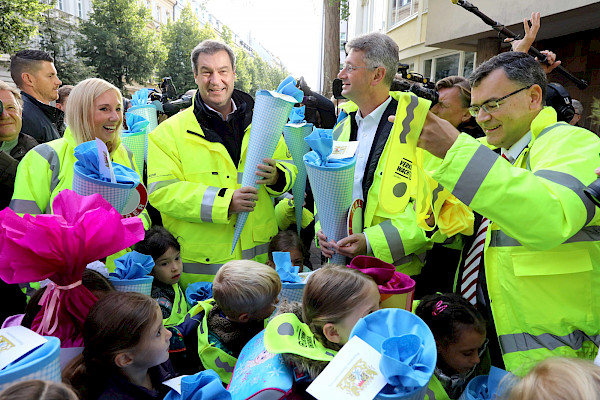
[545, 83, 575, 123]
[156, 77, 193, 118]
[396, 63, 439, 106]
[296, 77, 337, 129]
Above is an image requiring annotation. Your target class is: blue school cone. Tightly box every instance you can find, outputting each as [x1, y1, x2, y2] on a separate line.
[303, 128, 356, 265]
[231, 77, 302, 254]
[350, 308, 437, 400]
[458, 367, 513, 400]
[283, 113, 313, 235]
[122, 113, 150, 174]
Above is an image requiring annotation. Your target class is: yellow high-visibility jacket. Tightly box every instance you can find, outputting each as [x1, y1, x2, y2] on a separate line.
[432, 107, 600, 374]
[148, 99, 296, 288]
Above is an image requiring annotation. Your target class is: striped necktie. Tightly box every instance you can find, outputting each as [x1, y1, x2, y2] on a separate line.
[460, 153, 509, 304]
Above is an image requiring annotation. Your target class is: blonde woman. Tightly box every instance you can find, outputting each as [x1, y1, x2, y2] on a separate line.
[10, 78, 150, 228]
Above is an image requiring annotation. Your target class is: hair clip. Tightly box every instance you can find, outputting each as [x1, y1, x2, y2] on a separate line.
[432, 300, 448, 316]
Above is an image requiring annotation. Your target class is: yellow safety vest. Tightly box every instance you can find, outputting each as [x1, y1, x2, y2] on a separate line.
[163, 283, 188, 328]
[432, 107, 600, 374]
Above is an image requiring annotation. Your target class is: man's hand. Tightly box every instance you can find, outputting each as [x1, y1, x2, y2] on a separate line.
[538, 50, 561, 74]
[417, 112, 460, 159]
[506, 12, 540, 53]
[317, 229, 336, 259]
[228, 186, 259, 216]
[334, 234, 367, 259]
[256, 158, 279, 186]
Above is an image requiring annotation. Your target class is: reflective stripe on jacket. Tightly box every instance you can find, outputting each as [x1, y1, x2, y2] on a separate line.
[148, 105, 296, 287]
[432, 107, 600, 374]
[321, 92, 432, 275]
[10, 127, 151, 229]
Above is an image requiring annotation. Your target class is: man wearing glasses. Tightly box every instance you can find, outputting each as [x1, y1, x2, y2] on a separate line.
[419, 51, 600, 374]
[317, 32, 433, 277]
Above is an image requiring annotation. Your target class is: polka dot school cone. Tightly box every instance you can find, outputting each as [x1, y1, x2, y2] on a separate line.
[0, 333, 61, 391]
[304, 151, 356, 265]
[231, 83, 301, 254]
[283, 121, 314, 235]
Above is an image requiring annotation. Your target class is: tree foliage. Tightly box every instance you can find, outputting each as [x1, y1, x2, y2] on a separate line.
[39, 8, 95, 85]
[159, 6, 216, 93]
[77, 0, 165, 91]
[0, 0, 52, 53]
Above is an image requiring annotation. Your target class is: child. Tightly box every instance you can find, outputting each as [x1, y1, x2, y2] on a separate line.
[274, 264, 380, 380]
[63, 292, 175, 400]
[507, 357, 600, 400]
[267, 230, 305, 270]
[193, 259, 281, 384]
[0, 380, 78, 400]
[416, 293, 487, 400]
[135, 226, 186, 327]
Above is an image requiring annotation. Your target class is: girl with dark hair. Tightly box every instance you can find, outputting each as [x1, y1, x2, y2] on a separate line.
[63, 292, 175, 400]
[134, 226, 185, 326]
[416, 293, 487, 399]
[266, 230, 305, 270]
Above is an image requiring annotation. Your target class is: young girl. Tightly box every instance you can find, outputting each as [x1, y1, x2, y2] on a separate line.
[63, 292, 175, 400]
[0, 380, 78, 400]
[415, 293, 488, 400]
[267, 230, 305, 271]
[135, 226, 186, 327]
[273, 264, 380, 380]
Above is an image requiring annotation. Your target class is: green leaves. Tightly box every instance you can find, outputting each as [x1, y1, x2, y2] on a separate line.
[0, 0, 52, 53]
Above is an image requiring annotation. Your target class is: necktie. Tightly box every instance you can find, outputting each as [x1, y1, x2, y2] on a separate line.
[460, 153, 508, 304]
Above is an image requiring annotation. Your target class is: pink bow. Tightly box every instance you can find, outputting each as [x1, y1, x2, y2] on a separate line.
[432, 300, 448, 316]
[36, 280, 82, 336]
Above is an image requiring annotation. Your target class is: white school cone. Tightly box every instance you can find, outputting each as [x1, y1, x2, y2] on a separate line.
[231, 90, 297, 253]
[283, 122, 313, 235]
[304, 154, 356, 265]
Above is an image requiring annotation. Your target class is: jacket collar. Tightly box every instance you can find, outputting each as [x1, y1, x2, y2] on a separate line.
[192, 89, 254, 130]
[21, 91, 64, 124]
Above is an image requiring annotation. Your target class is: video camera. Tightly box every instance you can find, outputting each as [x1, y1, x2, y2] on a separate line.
[296, 77, 337, 129]
[157, 77, 193, 118]
[331, 63, 439, 106]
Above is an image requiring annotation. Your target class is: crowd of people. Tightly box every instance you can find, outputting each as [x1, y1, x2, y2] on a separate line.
[1, 10, 600, 400]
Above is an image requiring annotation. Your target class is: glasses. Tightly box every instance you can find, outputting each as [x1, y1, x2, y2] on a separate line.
[468, 85, 532, 117]
[341, 64, 378, 73]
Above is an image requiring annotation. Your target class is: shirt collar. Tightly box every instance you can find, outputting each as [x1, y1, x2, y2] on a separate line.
[205, 98, 237, 121]
[502, 131, 531, 163]
[355, 96, 392, 126]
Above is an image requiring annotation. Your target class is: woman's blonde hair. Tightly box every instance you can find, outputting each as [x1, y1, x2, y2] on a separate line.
[507, 357, 600, 400]
[65, 78, 122, 147]
[0, 380, 78, 400]
[302, 264, 377, 351]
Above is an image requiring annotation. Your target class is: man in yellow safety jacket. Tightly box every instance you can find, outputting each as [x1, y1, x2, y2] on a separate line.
[316, 32, 432, 276]
[419, 51, 600, 375]
[148, 40, 296, 288]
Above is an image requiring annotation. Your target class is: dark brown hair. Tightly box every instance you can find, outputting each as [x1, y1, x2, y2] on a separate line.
[62, 292, 159, 399]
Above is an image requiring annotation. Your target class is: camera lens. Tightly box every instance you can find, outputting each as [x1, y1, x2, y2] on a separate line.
[584, 178, 600, 208]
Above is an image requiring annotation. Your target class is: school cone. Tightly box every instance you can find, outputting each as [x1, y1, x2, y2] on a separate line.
[231, 90, 297, 254]
[283, 122, 314, 235]
[304, 152, 356, 265]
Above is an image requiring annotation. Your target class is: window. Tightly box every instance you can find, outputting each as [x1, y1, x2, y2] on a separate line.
[423, 51, 477, 82]
[77, 0, 82, 18]
[166, 11, 170, 22]
[389, 0, 419, 27]
[340, 32, 347, 52]
[58, 0, 63, 10]
[156, 5, 161, 22]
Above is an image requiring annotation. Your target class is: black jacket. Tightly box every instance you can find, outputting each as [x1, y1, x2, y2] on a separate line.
[0, 133, 38, 210]
[20, 91, 64, 143]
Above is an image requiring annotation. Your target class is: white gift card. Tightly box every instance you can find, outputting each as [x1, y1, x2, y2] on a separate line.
[96, 138, 116, 183]
[0, 326, 48, 370]
[162, 375, 188, 394]
[307, 336, 387, 400]
[330, 141, 359, 159]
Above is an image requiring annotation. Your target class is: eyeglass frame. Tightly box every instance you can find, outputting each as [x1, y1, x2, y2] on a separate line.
[468, 85, 533, 117]
[340, 63, 379, 74]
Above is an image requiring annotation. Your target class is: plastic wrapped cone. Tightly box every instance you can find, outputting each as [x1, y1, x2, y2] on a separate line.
[121, 128, 146, 174]
[127, 104, 158, 161]
[283, 123, 313, 235]
[304, 156, 356, 265]
[231, 90, 297, 253]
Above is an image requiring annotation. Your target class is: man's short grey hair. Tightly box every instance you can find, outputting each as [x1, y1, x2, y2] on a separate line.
[572, 99, 583, 115]
[190, 40, 236, 75]
[346, 33, 399, 87]
[469, 51, 547, 101]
